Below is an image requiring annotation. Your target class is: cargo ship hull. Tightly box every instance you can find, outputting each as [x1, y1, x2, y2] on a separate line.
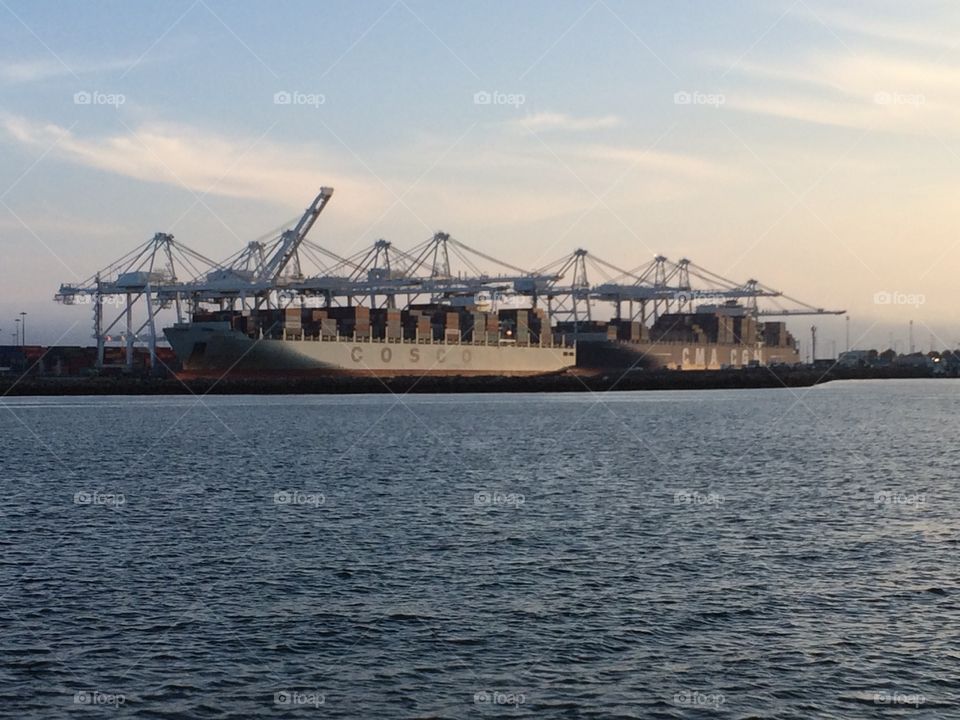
[576, 339, 802, 371]
[563, 305, 802, 371]
[164, 322, 576, 378]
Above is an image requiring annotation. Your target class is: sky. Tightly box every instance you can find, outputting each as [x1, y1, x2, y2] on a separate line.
[1, 0, 959, 355]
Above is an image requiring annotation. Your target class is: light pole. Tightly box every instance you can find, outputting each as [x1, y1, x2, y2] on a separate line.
[19, 311, 26, 346]
[14, 318, 20, 346]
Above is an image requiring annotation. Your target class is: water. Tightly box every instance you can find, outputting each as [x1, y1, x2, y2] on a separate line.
[1, 380, 958, 718]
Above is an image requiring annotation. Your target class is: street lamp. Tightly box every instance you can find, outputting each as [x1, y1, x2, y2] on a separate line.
[19, 311, 26, 346]
[14, 318, 20, 346]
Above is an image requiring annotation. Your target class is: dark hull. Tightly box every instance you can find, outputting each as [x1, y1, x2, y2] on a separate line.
[577, 339, 801, 370]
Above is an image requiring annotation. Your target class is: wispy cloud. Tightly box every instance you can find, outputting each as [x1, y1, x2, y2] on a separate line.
[697, 0, 960, 136]
[575, 144, 744, 181]
[2, 114, 739, 232]
[0, 114, 383, 217]
[0, 215, 126, 237]
[507, 112, 622, 132]
[793, 1, 960, 50]
[0, 55, 144, 84]
[720, 48, 960, 134]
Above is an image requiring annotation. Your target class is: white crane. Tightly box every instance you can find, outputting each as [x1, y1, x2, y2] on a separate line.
[257, 187, 334, 284]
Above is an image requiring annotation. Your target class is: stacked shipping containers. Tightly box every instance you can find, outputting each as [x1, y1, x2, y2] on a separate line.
[733, 315, 757, 344]
[444, 311, 460, 343]
[204, 304, 574, 346]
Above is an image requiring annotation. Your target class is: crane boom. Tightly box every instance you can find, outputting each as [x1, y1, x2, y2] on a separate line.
[259, 187, 334, 283]
[757, 309, 845, 316]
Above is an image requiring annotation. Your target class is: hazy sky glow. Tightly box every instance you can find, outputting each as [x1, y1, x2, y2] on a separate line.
[2, 0, 959, 353]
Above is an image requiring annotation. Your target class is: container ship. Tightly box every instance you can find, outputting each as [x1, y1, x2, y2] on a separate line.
[164, 305, 576, 378]
[164, 300, 798, 378]
[565, 301, 801, 371]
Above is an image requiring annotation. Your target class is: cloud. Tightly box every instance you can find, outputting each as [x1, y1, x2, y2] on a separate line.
[710, 2, 960, 135]
[507, 112, 622, 132]
[724, 94, 875, 131]
[0, 114, 383, 217]
[793, 2, 960, 50]
[0, 56, 143, 84]
[575, 144, 744, 181]
[0, 115, 603, 245]
[720, 49, 960, 134]
[0, 113, 743, 259]
[0, 215, 126, 237]
[0, 117, 590, 240]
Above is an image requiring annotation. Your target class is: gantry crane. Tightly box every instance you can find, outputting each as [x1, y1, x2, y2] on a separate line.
[55, 184, 845, 370]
